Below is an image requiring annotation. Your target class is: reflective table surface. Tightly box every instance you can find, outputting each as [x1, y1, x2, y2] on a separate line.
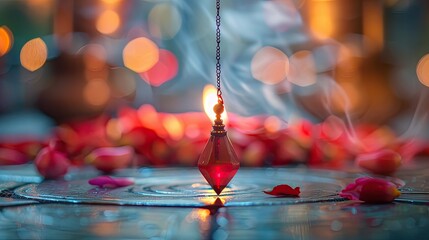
[0, 165, 428, 239]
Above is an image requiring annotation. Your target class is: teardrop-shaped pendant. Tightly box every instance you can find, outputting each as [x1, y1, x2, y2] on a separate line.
[198, 106, 239, 195]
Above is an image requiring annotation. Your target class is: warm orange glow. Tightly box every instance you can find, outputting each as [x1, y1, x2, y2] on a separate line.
[417, 54, 429, 87]
[198, 196, 230, 205]
[148, 3, 182, 39]
[363, 0, 384, 52]
[186, 208, 211, 223]
[101, 0, 121, 5]
[0, 26, 13, 57]
[162, 115, 184, 141]
[96, 10, 121, 35]
[203, 85, 228, 123]
[83, 79, 111, 106]
[287, 50, 316, 87]
[106, 119, 122, 141]
[123, 37, 159, 73]
[308, 0, 336, 38]
[20, 38, 48, 72]
[251, 46, 289, 85]
[264, 116, 282, 133]
[91, 222, 119, 237]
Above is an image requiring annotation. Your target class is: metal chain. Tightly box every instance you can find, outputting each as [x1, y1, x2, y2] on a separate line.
[215, 0, 223, 104]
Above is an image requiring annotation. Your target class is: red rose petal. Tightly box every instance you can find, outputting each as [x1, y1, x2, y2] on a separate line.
[339, 177, 401, 203]
[263, 184, 300, 197]
[88, 176, 134, 188]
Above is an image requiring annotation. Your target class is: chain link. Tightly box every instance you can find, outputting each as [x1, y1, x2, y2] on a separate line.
[215, 0, 223, 104]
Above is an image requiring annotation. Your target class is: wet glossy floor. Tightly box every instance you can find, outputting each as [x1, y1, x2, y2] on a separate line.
[0, 165, 428, 239]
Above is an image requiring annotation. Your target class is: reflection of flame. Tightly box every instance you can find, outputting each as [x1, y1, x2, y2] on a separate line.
[202, 85, 228, 123]
[198, 196, 230, 206]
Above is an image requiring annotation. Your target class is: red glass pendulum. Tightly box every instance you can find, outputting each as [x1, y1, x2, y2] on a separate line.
[198, 103, 240, 195]
[198, 0, 239, 195]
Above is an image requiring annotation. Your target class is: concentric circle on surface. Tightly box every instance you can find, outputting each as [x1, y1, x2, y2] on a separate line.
[14, 168, 346, 207]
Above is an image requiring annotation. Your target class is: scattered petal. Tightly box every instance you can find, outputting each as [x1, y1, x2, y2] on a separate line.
[0, 148, 28, 165]
[357, 149, 402, 175]
[264, 184, 300, 197]
[35, 146, 70, 179]
[88, 176, 134, 188]
[87, 146, 134, 173]
[340, 177, 401, 203]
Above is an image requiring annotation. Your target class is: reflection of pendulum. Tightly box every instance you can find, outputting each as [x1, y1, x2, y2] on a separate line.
[201, 197, 230, 240]
[198, 0, 240, 195]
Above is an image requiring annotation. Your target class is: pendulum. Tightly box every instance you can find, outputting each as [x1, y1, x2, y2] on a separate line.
[198, 0, 240, 195]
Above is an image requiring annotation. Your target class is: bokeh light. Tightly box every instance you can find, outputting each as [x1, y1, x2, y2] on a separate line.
[251, 46, 289, 85]
[287, 50, 316, 87]
[308, 0, 336, 38]
[417, 54, 429, 87]
[83, 79, 111, 106]
[203, 85, 227, 123]
[139, 49, 178, 87]
[0, 26, 13, 57]
[148, 3, 182, 39]
[20, 37, 48, 72]
[162, 115, 184, 141]
[102, 0, 121, 5]
[123, 37, 159, 73]
[96, 10, 121, 35]
[264, 116, 283, 133]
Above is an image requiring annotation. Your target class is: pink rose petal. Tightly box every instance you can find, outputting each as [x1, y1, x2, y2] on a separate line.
[88, 176, 134, 188]
[0, 148, 28, 165]
[35, 146, 70, 179]
[340, 177, 401, 203]
[356, 149, 402, 175]
[87, 146, 134, 173]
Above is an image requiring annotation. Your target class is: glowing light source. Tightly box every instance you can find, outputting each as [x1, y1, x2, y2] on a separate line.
[251, 46, 289, 85]
[0, 26, 13, 57]
[417, 54, 429, 87]
[140, 49, 178, 87]
[123, 37, 159, 73]
[308, 0, 336, 38]
[203, 85, 227, 123]
[102, 0, 121, 5]
[20, 38, 48, 72]
[83, 79, 111, 106]
[148, 3, 182, 39]
[96, 10, 121, 35]
[287, 50, 316, 87]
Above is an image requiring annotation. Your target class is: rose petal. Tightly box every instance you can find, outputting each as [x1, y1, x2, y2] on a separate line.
[356, 149, 402, 175]
[35, 146, 70, 179]
[0, 148, 28, 165]
[88, 176, 134, 188]
[340, 177, 401, 203]
[87, 146, 134, 173]
[263, 184, 300, 197]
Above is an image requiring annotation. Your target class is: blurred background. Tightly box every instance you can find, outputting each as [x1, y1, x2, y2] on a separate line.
[1, 0, 429, 168]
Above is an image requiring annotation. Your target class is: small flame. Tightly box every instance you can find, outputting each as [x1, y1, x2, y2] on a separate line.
[202, 85, 227, 123]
